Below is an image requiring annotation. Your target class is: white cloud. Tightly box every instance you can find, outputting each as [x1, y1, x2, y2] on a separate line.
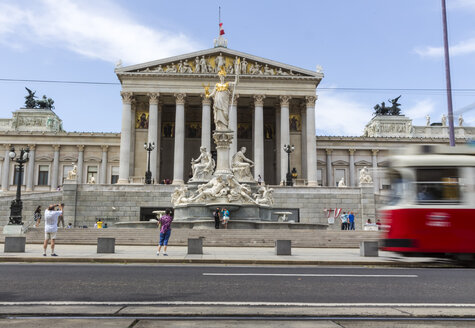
[0, 0, 202, 64]
[404, 99, 437, 126]
[315, 92, 371, 136]
[415, 38, 475, 57]
[451, 0, 475, 11]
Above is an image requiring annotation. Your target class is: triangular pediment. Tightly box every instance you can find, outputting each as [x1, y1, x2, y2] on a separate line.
[116, 48, 323, 80]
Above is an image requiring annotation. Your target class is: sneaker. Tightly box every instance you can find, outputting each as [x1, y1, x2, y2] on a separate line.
[51, 253, 58, 257]
[43, 253, 46, 257]
[156, 252, 159, 256]
[163, 253, 168, 256]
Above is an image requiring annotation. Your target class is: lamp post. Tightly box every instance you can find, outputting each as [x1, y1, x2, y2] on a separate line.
[144, 142, 155, 184]
[283, 144, 294, 186]
[8, 146, 30, 225]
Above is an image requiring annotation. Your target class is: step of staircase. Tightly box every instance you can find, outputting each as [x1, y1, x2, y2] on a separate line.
[1, 228, 381, 248]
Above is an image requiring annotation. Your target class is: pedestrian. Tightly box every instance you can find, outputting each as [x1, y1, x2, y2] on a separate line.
[340, 211, 348, 230]
[348, 211, 355, 230]
[96, 218, 103, 229]
[43, 203, 63, 256]
[213, 207, 220, 229]
[57, 203, 65, 228]
[257, 175, 262, 185]
[157, 208, 173, 256]
[222, 208, 230, 229]
[34, 206, 42, 228]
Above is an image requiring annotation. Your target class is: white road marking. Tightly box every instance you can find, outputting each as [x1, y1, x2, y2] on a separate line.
[0, 301, 473, 307]
[202, 273, 418, 278]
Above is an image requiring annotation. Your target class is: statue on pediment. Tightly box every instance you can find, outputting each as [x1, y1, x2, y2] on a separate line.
[276, 68, 289, 76]
[264, 64, 275, 75]
[194, 57, 200, 73]
[154, 65, 164, 73]
[199, 56, 208, 73]
[441, 114, 447, 126]
[165, 64, 177, 73]
[240, 58, 248, 74]
[249, 62, 261, 75]
[215, 53, 225, 73]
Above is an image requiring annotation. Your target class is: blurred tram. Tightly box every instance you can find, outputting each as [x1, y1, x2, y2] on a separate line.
[380, 144, 475, 262]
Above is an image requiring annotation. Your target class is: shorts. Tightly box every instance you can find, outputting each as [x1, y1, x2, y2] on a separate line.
[159, 229, 171, 246]
[45, 232, 57, 240]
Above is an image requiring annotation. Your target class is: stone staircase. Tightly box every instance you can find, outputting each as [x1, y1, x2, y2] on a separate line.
[1, 228, 380, 248]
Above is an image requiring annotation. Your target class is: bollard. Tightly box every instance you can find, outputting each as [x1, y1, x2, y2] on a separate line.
[275, 240, 291, 255]
[188, 238, 203, 255]
[4, 236, 26, 253]
[360, 241, 379, 257]
[97, 238, 115, 254]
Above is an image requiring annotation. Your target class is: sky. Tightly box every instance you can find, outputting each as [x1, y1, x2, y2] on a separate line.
[0, 0, 474, 136]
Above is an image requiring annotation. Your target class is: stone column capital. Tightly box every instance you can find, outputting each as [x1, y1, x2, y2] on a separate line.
[305, 95, 318, 107]
[325, 148, 333, 155]
[174, 93, 186, 105]
[77, 145, 85, 152]
[52, 144, 61, 151]
[147, 92, 160, 105]
[372, 149, 379, 155]
[28, 144, 36, 150]
[349, 149, 356, 155]
[280, 95, 291, 107]
[201, 94, 212, 105]
[253, 95, 266, 106]
[101, 145, 109, 152]
[121, 91, 134, 104]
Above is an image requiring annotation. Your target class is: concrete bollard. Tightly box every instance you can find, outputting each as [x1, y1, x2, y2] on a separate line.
[4, 236, 26, 253]
[188, 238, 203, 255]
[360, 241, 379, 257]
[275, 240, 291, 255]
[97, 238, 115, 254]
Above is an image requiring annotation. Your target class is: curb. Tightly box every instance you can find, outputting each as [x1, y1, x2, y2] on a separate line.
[0, 257, 455, 268]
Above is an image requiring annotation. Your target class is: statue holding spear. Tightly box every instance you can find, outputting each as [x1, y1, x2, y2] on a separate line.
[204, 59, 240, 131]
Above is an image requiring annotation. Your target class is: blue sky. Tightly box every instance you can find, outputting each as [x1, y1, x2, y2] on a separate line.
[0, 0, 474, 136]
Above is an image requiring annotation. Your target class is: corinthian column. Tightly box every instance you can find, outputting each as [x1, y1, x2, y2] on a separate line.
[118, 92, 133, 184]
[326, 149, 333, 186]
[100, 145, 108, 184]
[2, 144, 11, 191]
[372, 149, 379, 193]
[77, 145, 84, 184]
[148, 93, 159, 183]
[306, 96, 318, 186]
[253, 95, 265, 181]
[349, 149, 355, 187]
[50, 145, 60, 190]
[201, 95, 212, 152]
[279, 96, 291, 183]
[229, 94, 239, 157]
[26, 144, 36, 191]
[173, 93, 186, 184]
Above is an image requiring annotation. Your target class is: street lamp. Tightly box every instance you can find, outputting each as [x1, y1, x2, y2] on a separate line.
[283, 144, 295, 186]
[8, 146, 30, 225]
[144, 142, 155, 184]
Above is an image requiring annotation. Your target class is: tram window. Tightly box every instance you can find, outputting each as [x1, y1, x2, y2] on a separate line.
[415, 167, 460, 203]
[388, 171, 405, 205]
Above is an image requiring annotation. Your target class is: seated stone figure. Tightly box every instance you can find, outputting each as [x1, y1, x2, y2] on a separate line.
[359, 166, 373, 184]
[66, 164, 78, 180]
[226, 176, 256, 204]
[231, 147, 254, 181]
[190, 146, 215, 181]
[171, 185, 193, 206]
[193, 176, 228, 202]
[337, 177, 346, 188]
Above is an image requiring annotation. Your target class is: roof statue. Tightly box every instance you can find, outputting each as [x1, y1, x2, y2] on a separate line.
[373, 95, 402, 116]
[24, 87, 55, 110]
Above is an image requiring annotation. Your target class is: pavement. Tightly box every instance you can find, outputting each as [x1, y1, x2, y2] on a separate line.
[0, 244, 453, 267]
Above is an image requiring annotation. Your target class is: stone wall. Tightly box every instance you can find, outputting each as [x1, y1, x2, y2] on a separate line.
[0, 184, 377, 230]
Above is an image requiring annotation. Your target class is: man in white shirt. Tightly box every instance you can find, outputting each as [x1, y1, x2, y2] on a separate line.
[43, 203, 63, 256]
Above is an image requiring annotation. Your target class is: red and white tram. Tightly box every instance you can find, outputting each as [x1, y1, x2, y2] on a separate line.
[380, 144, 475, 261]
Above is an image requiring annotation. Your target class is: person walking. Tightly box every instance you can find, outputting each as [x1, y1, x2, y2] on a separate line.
[157, 208, 173, 256]
[213, 207, 220, 229]
[348, 211, 355, 230]
[34, 206, 42, 228]
[43, 203, 63, 256]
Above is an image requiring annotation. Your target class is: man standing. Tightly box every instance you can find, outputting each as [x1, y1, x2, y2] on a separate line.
[348, 211, 355, 230]
[43, 203, 63, 256]
[340, 211, 348, 230]
[213, 207, 220, 229]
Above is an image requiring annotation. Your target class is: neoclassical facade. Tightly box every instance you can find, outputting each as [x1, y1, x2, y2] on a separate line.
[115, 47, 323, 186]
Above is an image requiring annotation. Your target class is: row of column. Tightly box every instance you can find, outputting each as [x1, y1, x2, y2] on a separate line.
[325, 148, 379, 188]
[118, 92, 318, 186]
[1, 144, 109, 191]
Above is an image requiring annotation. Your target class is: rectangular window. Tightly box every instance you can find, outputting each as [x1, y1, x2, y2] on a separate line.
[38, 165, 49, 185]
[317, 169, 323, 186]
[415, 167, 460, 203]
[87, 166, 98, 184]
[111, 166, 119, 184]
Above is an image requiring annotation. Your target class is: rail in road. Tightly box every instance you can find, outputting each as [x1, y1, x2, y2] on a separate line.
[0, 228, 381, 247]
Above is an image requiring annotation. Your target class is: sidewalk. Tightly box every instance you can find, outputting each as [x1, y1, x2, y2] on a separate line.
[0, 244, 450, 267]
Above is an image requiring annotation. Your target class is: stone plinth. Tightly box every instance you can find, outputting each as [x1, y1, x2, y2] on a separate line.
[275, 239, 291, 255]
[360, 241, 379, 257]
[4, 236, 26, 252]
[97, 238, 115, 253]
[188, 238, 203, 254]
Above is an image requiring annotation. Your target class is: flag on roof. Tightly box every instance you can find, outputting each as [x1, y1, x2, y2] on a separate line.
[219, 22, 225, 35]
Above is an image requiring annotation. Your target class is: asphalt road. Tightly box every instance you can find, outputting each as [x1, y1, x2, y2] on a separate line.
[0, 264, 474, 304]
